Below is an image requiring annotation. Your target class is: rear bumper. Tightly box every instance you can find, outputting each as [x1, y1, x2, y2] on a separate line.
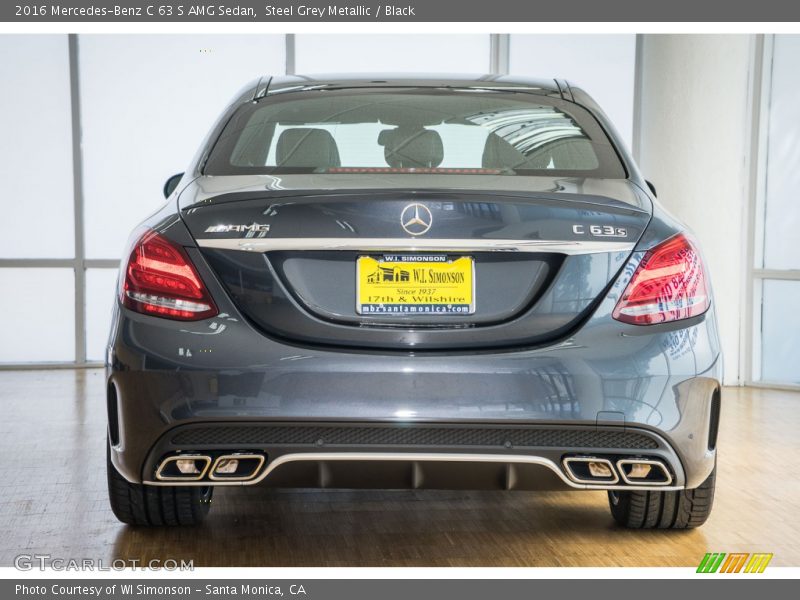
[107, 287, 722, 490]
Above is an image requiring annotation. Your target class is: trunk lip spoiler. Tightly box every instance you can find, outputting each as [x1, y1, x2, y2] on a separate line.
[195, 237, 635, 256]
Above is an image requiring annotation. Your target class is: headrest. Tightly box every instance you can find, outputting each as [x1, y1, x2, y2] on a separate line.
[482, 131, 598, 170]
[276, 128, 341, 169]
[379, 127, 444, 168]
[482, 132, 528, 169]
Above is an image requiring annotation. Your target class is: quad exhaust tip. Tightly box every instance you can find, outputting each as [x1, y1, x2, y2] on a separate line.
[155, 452, 266, 482]
[616, 458, 673, 486]
[562, 456, 673, 486]
[155, 454, 212, 481]
[562, 456, 619, 485]
[155, 453, 670, 487]
[209, 453, 266, 481]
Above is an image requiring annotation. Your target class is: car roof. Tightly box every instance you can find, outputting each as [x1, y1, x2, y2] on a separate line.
[259, 73, 567, 98]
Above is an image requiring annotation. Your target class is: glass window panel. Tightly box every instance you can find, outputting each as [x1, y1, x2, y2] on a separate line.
[760, 279, 800, 385]
[295, 34, 490, 73]
[0, 269, 75, 363]
[509, 35, 636, 149]
[0, 35, 74, 258]
[79, 35, 286, 259]
[209, 91, 621, 177]
[762, 35, 800, 271]
[85, 268, 119, 362]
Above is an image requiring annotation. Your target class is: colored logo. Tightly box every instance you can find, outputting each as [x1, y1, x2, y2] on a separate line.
[400, 203, 433, 236]
[697, 552, 773, 573]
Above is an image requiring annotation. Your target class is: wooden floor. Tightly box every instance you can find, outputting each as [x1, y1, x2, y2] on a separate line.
[0, 369, 798, 567]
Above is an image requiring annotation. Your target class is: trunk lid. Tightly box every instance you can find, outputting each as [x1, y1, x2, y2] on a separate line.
[179, 175, 651, 350]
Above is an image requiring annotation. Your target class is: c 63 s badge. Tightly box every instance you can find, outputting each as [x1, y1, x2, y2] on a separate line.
[204, 223, 271, 234]
[573, 224, 628, 238]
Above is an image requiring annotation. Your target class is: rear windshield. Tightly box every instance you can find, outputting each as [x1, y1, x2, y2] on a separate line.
[204, 88, 626, 178]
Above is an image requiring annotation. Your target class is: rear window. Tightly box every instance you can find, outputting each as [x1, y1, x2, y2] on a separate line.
[204, 88, 626, 178]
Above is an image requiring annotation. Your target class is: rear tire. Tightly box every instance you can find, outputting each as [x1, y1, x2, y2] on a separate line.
[607, 465, 716, 529]
[107, 444, 213, 526]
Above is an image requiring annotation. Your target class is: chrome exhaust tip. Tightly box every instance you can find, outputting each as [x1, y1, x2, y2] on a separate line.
[616, 458, 673, 485]
[155, 454, 212, 481]
[562, 456, 619, 484]
[209, 453, 266, 481]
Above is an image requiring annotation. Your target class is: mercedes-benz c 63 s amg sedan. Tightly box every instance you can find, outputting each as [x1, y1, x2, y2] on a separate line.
[106, 74, 721, 528]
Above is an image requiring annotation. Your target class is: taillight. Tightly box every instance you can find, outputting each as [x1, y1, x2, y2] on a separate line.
[121, 229, 218, 321]
[612, 233, 709, 325]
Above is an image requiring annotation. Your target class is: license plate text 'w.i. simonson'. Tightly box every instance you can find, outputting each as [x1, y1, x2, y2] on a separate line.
[357, 255, 475, 315]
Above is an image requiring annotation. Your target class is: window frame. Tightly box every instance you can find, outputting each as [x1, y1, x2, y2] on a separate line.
[743, 34, 800, 390]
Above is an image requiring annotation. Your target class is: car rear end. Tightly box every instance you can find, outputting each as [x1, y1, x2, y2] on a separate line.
[106, 76, 721, 528]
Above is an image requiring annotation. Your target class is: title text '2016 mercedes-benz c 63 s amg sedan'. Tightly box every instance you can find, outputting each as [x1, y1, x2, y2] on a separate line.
[106, 74, 721, 528]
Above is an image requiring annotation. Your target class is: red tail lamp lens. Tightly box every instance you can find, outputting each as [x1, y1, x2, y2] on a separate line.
[121, 230, 217, 321]
[612, 233, 710, 325]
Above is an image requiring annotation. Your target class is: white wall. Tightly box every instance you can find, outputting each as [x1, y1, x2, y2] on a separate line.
[0, 35, 74, 259]
[0, 35, 76, 362]
[509, 35, 636, 148]
[295, 34, 490, 73]
[637, 35, 753, 385]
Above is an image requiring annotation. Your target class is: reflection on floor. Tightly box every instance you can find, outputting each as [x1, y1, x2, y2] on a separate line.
[0, 369, 798, 567]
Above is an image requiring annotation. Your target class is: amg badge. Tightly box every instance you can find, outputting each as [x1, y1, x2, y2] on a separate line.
[204, 223, 271, 234]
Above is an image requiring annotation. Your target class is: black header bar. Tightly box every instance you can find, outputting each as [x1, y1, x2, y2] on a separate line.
[3, 0, 799, 22]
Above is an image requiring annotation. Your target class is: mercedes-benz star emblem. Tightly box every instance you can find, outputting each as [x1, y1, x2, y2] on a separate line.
[400, 203, 433, 236]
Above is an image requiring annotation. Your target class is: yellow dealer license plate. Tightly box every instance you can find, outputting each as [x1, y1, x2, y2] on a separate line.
[357, 255, 475, 315]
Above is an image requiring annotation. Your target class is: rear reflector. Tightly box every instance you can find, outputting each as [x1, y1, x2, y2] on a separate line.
[121, 229, 217, 321]
[612, 233, 709, 325]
